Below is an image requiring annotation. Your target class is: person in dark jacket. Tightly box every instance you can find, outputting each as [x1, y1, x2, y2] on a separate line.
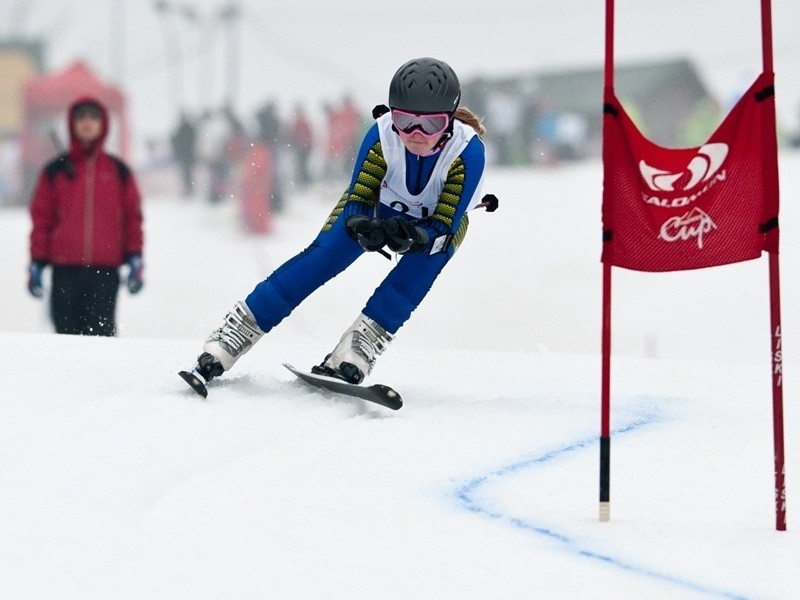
[290, 103, 314, 187]
[170, 110, 198, 197]
[27, 97, 144, 336]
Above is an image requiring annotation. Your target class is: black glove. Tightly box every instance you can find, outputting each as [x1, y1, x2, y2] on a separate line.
[346, 215, 387, 252]
[382, 216, 429, 254]
[27, 261, 46, 298]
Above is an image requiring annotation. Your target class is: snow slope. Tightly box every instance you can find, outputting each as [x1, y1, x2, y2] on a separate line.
[2, 156, 800, 599]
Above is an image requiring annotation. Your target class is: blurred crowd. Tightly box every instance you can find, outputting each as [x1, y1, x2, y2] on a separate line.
[149, 88, 599, 210]
[145, 94, 369, 210]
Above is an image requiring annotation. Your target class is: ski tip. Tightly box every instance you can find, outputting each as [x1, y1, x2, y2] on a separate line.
[284, 363, 403, 410]
[178, 370, 208, 398]
[373, 384, 403, 410]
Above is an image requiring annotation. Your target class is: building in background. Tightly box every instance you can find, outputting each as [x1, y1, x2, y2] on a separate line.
[463, 57, 714, 167]
[0, 40, 44, 205]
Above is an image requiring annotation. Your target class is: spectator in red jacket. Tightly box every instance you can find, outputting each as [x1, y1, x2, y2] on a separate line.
[27, 97, 144, 336]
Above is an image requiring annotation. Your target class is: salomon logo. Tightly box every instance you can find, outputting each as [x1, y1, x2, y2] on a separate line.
[640, 143, 729, 192]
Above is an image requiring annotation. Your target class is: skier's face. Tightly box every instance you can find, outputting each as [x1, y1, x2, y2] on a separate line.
[398, 130, 441, 156]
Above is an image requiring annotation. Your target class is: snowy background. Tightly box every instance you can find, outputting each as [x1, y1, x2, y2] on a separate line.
[4, 0, 800, 160]
[2, 153, 800, 598]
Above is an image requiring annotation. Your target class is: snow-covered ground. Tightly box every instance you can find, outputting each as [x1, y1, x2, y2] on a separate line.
[2, 155, 800, 599]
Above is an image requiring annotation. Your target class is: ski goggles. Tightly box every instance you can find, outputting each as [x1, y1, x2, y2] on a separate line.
[391, 109, 451, 138]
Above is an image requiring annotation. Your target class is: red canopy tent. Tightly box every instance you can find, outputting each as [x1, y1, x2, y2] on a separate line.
[19, 61, 131, 202]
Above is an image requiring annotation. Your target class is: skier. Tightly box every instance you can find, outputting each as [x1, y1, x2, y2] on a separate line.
[183, 57, 488, 392]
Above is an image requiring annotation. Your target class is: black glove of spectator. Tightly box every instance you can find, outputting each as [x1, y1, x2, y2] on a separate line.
[346, 215, 387, 252]
[382, 216, 429, 254]
[27, 261, 46, 298]
[126, 254, 144, 294]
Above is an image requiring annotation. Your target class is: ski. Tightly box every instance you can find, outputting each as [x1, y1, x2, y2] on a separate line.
[283, 363, 402, 410]
[178, 369, 209, 398]
[179, 363, 402, 410]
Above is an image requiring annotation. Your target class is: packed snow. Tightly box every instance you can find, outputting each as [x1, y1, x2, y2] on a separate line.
[2, 154, 800, 599]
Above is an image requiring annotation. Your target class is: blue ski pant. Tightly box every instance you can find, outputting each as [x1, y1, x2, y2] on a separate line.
[244, 208, 454, 335]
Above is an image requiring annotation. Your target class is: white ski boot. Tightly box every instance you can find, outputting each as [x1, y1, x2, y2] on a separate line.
[314, 314, 393, 384]
[196, 301, 265, 381]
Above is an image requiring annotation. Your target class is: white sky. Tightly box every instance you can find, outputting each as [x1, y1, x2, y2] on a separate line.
[5, 0, 800, 158]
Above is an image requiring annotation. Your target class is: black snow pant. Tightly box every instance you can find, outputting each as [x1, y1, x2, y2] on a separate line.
[50, 265, 120, 336]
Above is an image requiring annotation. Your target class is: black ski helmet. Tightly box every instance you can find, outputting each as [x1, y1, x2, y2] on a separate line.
[388, 57, 461, 114]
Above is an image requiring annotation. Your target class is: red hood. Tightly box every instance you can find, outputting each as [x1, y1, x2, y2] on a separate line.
[68, 96, 109, 158]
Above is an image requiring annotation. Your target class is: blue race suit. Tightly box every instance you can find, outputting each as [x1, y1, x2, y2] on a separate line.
[244, 115, 485, 335]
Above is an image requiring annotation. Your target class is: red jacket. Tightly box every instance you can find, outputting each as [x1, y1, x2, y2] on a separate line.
[29, 96, 143, 267]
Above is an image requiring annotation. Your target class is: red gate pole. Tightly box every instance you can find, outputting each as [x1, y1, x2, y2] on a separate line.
[760, 0, 786, 532]
[599, 0, 615, 523]
[769, 254, 786, 530]
[600, 260, 612, 521]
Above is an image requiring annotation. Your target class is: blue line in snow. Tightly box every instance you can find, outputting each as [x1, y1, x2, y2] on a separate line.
[454, 410, 753, 600]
